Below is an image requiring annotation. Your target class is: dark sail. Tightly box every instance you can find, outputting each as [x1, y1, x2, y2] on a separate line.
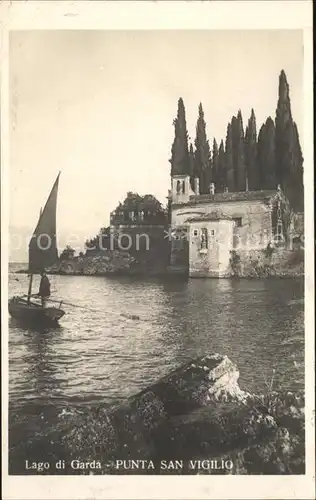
[28, 172, 60, 273]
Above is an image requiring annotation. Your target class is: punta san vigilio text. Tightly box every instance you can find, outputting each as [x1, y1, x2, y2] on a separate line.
[25, 459, 234, 473]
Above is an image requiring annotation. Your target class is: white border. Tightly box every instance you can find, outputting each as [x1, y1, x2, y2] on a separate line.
[1, 2, 314, 499]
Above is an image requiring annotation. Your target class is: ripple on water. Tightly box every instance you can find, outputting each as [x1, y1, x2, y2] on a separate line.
[8, 276, 304, 409]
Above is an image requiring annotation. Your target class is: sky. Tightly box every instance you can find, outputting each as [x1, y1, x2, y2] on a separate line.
[9, 29, 303, 260]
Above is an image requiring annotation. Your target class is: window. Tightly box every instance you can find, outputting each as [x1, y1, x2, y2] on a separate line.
[233, 217, 242, 227]
[193, 229, 198, 236]
[210, 229, 215, 236]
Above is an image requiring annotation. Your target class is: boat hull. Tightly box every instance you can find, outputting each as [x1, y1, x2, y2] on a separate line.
[8, 296, 65, 326]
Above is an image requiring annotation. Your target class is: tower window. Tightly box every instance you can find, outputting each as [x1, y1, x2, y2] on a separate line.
[182, 180, 186, 194]
[193, 229, 198, 236]
[176, 180, 181, 194]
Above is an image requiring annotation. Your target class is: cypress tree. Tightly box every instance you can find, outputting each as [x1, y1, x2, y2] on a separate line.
[245, 108, 259, 190]
[211, 138, 219, 188]
[189, 143, 196, 190]
[287, 121, 304, 211]
[275, 70, 304, 210]
[292, 122, 304, 209]
[194, 103, 211, 194]
[231, 116, 238, 187]
[225, 123, 234, 191]
[275, 70, 292, 186]
[217, 139, 226, 192]
[257, 117, 277, 190]
[232, 110, 246, 191]
[170, 97, 190, 176]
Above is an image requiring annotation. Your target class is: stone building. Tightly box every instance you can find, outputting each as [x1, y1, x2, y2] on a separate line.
[169, 173, 290, 277]
[109, 193, 169, 273]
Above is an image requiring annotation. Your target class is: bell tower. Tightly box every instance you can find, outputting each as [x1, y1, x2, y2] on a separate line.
[171, 174, 195, 204]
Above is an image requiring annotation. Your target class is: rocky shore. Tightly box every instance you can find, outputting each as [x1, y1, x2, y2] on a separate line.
[15, 247, 304, 279]
[11, 353, 304, 475]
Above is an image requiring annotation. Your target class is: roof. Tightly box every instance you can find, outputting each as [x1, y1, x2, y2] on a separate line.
[172, 190, 281, 208]
[186, 211, 232, 223]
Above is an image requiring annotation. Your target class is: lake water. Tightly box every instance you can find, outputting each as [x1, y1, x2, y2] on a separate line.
[8, 264, 304, 472]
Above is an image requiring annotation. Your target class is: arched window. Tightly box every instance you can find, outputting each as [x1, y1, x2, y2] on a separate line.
[182, 180, 185, 194]
[176, 180, 181, 194]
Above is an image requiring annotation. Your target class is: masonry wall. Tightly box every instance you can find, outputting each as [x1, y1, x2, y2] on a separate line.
[230, 247, 304, 278]
[172, 200, 273, 251]
[290, 212, 304, 237]
[188, 220, 234, 278]
[115, 224, 170, 274]
[169, 227, 189, 269]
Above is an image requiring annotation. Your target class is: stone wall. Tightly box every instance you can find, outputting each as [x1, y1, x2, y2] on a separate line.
[114, 224, 170, 273]
[172, 200, 273, 251]
[188, 220, 234, 278]
[290, 212, 304, 238]
[230, 248, 304, 278]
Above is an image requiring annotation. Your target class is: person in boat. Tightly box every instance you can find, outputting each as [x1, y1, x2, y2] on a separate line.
[38, 269, 51, 307]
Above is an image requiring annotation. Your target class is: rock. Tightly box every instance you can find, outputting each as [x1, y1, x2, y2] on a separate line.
[47, 251, 137, 276]
[60, 354, 250, 474]
[9, 353, 305, 476]
[150, 389, 304, 475]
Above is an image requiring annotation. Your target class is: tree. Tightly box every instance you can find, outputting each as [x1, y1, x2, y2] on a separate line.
[291, 121, 304, 211]
[232, 110, 246, 191]
[211, 138, 219, 189]
[60, 245, 75, 261]
[189, 143, 196, 190]
[125, 192, 143, 208]
[170, 98, 190, 176]
[284, 120, 304, 211]
[257, 117, 277, 190]
[245, 108, 259, 190]
[217, 140, 226, 192]
[275, 70, 292, 186]
[225, 123, 234, 191]
[275, 70, 304, 210]
[194, 103, 211, 194]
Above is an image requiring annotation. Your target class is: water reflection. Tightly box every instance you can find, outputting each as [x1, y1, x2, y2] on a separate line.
[160, 278, 304, 394]
[14, 321, 64, 403]
[9, 275, 304, 405]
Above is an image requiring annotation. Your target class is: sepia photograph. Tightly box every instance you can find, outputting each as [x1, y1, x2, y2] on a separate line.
[1, 2, 314, 500]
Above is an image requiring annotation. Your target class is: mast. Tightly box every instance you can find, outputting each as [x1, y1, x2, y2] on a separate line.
[27, 208, 42, 304]
[27, 274, 33, 304]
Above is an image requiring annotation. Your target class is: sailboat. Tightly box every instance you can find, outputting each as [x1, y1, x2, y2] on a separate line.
[9, 172, 65, 326]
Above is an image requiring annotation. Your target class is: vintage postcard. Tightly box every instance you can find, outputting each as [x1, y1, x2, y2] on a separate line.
[1, 1, 314, 499]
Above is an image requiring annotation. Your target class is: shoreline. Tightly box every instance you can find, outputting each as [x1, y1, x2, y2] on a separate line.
[11, 246, 304, 279]
[13, 268, 304, 279]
